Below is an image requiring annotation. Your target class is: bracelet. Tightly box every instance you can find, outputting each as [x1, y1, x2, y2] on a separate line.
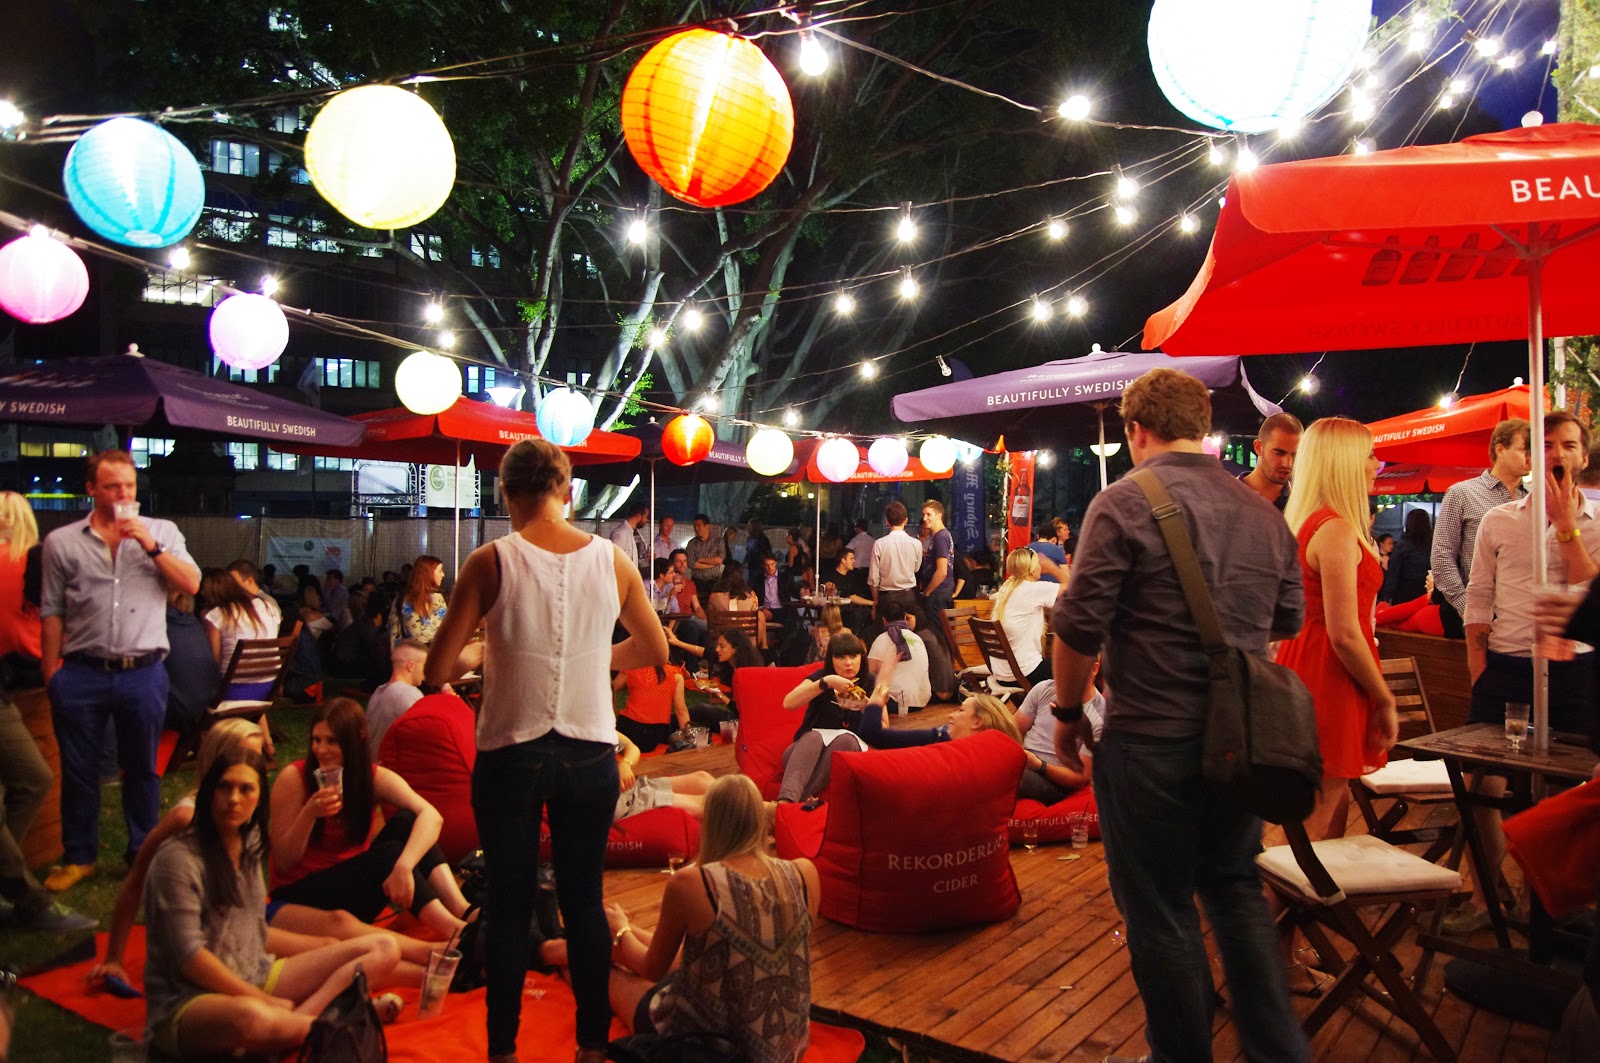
[1556, 527, 1583, 543]
[612, 924, 632, 948]
[1050, 702, 1084, 723]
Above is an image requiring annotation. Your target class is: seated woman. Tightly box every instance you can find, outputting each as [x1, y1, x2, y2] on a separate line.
[141, 746, 403, 1059]
[269, 699, 473, 937]
[93, 720, 441, 993]
[807, 604, 851, 665]
[390, 554, 448, 647]
[613, 663, 692, 752]
[201, 569, 281, 755]
[296, 575, 333, 638]
[775, 634, 892, 803]
[1014, 674, 1102, 805]
[706, 572, 767, 650]
[604, 775, 819, 1063]
[989, 548, 1065, 689]
[614, 734, 716, 821]
[667, 629, 761, 725]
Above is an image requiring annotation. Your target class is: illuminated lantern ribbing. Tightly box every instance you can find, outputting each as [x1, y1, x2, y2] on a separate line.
[208, 294, 289, 372]
[867, 437, 909, 478]
[395, 351, 462, 415]
[1147, 0, 1371, 133]
[621, 28, 795, 208]
[535, 387, 596, 447]
[62, 118, 204, 248]
[816, 438, 860, 483]
[746, 428, 794, 476]
[0, 230, 89, 324]
[919, 436, 957, 475]
[662, 413, 714, 465]
[304, 86, 457, 230]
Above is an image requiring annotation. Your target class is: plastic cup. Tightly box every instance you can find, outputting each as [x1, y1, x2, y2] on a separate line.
[719, 720, 737, 745]
[693, 726, 711, 749]
[113, 500, 140, 522]
[1505, 702, 1531, 754]
[314, 766, 343, 793]
[418, 948, 461, 1019]
[109, 1028, 147, 1063]
[1071, 814, 1089, 849]
[1021, 821, 1039, 851]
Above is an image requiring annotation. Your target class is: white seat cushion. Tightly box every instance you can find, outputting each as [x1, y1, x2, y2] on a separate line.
[1360, 759, 1453, 794]
[1257, 834, 1461, 902]
[210, 699, 271, 714]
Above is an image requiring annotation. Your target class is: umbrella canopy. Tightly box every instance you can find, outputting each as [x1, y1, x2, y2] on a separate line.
[1370, 463, 1480, 496]
[890, 348, 1279, 452]
[0, 353, 365, 447]
[1365, 386, 1534, 467]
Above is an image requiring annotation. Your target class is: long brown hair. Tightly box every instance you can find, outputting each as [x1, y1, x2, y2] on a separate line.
[190, 747, 270, 914]
[403, 555, 444, 617]
[310, 698, 374, 845]
[202, 568, 259, 628]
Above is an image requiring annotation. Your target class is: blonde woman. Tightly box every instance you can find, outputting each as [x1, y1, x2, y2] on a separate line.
[0, 490, 42, 673]
[605, 775, 819, 1063]
[1277, 417, 1398, 840]
[989, 548, 1064, 687]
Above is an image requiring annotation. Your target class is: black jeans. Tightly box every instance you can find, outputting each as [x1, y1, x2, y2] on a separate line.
[474, 733, 618, 1054]
[270, 809, 445, 923]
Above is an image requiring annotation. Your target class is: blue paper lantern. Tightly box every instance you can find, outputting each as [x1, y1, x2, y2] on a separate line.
[536, 387, 596, 447]
[62, 118, 204, 248]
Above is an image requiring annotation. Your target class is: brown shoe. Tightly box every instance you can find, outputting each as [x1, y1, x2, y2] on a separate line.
[42, 863, 96, 892]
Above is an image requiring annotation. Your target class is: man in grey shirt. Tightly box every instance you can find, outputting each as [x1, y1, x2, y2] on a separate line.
[1051, 369, 1308, 1063]
[1430, 417, 1529, 638]
[40, 450, 200, 889]
[366, 639, 429, 758]
[683, 513, 725, 604]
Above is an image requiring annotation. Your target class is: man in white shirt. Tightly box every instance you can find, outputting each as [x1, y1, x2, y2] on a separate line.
[868, 500, 922, 624]
[607, 502, 650, 578]
[867, 614, 932, 712]
[366, 640, 428, 758]
[1014, 675, 1103, 804]
[847, 518, 875, 570]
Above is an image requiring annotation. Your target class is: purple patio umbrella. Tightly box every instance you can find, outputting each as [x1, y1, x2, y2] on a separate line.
[891, 348, 1279, 487]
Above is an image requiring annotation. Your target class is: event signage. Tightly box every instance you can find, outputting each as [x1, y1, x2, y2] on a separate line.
[952, 459, 987, 556]
[1006, 452, 1034, 552]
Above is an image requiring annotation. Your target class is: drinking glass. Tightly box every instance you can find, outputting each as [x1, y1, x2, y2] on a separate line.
[1504, 702, 1531, 755]
[113, 500, 140, 522]
[1021, 821, 1039, 851]
[665, 854, 686, 875]
[314, 766, 343, 793]
[418, 948, 460, 1019]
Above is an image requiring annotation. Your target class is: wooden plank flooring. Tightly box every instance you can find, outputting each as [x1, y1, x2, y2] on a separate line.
[619, 705, 1563, 1062]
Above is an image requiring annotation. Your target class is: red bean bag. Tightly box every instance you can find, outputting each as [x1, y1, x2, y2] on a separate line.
[539, 806, 701, 869]
[733, 664, 816, 799]
[783, 730, 1023, 933]
[379, 693, 478, 864]
[1376, 595, 1445, 636]
[1007, 787, 1100, 846]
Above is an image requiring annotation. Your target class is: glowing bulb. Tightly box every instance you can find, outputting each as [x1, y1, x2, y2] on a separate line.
[1513, 376, 1525, 386]
[1496, 53, 1521, 70]
[937, 355, 952, 377]
[1065, 294, 1088, 317]
[1179, 213, 1198, 233]
[1473, 37, 1501, 58]
[896, 213, 917, 243]
[423, 301, 444, 323]
[1208, 143, 1226, 165]
[798, 31, 829, 77]
[898, 273, 920, 300]
[1058, 94, 1091, 121]
[835, 291, 856, 315]
[1234, 147, 1257, 172]
[1542, 39, 1558, 57]
[1351, 93, 1375, 122]
[260, 274, 278, 296]
[1522, 110, 1545, 128]
[626, 218, 648, 244]
[1046, 218, 1067, 240]
[682, 306, 704, 331]
[167, 246, 191, 270]
[1031, 298, 1052, 322]
[648, 327, 666, 348]
[860, 360, 878, 380]
[1438, 393, 1456, 409]
[783, 407, 800, 428]
[437, 330, 455, 348]
[1037, 450, 1054, 469]
[1352, 139, 1373, 155]
[1299, 375, 1317, 394]
[0, 100, 23, 130]
[1407, 29, 1431, 52]
[1115, 175, 1139, 200]
[1276, 117, 1301, 140]
[1448, 77, 1468, 95]
[1113, 204, 1135, 225]
[1438, 94, 1455, 110]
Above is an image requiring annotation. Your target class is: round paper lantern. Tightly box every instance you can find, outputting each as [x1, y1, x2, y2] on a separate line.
[208, 294, 288, 371]
[621, 28, 795, 207]
[746, 428, 794, 476]
[62, 117, 204, 248]
[919, 436, 957, 475]
[304, 86, 456, 230]
[816, 438, 860, 483]
[0, 230, 89, 324]
[1147, 0, 1370, 133]
[395, 351, 462, 415]
[535, 387, 596, 447]
[662, 413, 714, 466]
[868, 437, 909, 478]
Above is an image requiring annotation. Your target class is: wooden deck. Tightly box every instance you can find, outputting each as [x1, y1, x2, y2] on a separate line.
[617, 704, 1565, 1062]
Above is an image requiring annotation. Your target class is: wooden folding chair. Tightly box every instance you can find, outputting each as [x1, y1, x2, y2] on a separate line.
[1258, 823, 1464, 1060]
[706, 608, 763, 650]
[941, 607, 991, 695]
[967, 617, 1031, 703]
[165, 622, 301, 773]
[1349, 657, 1457, 862]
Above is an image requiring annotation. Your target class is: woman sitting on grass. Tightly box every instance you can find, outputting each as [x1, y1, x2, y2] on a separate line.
[141, 746, 402, 1058]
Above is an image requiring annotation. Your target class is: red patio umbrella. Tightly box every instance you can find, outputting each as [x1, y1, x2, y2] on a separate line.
[1366, 386, 1534, 466]
[1144, 123, 1600, 752]
[1369, 464, 1479, 496]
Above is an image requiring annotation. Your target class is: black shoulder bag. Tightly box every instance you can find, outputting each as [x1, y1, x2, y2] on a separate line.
[295, 963, 386, 1063]
[1127, 468, 1322, 825]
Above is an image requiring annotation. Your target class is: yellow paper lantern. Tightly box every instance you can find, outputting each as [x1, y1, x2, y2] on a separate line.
[746, 427, 794, 476]
[621, 28, 795, 208]
[395, 351, 462, 415]
[305, 86, 456, 230]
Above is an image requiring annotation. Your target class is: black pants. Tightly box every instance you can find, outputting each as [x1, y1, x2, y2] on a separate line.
[616, 716, 675, 753]
[271, 809, 447, 922]
[1468, 650, 1597, 734]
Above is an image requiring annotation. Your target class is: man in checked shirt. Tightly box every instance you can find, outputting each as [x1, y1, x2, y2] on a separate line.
[1430, 417, 1530, 638]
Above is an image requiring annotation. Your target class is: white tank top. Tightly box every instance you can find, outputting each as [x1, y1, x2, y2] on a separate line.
[477, 533, 621, 751]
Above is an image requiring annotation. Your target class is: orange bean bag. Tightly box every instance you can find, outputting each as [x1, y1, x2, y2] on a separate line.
[733, 663, 817, 798]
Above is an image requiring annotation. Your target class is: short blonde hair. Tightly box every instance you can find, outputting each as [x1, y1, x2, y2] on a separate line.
[196, 719, 263, 780]
[1283, 417, 1377, 557]
[696, 775, 771, 867]
[993, 548, 1041, 626]
[0, 491, 39, 563]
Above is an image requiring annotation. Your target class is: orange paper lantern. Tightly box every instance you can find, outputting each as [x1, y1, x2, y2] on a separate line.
[662, 413, 715, 466]
[621, 28, 795, 208]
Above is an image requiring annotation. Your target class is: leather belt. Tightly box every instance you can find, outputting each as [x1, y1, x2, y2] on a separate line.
[65, 651, 165, 672]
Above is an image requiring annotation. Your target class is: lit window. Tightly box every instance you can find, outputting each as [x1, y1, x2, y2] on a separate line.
[213, 356, 280, 384]
[465, 366, 498, 393]
[470, 245, 501, 269]
[314, 456, 356, 471]
[209, 140, 261, 177]
[569, 252, 598, 278]
[266, 449, 299, 472]
[20, 442, 92, 460]
[227, 442, 260, 470]
[410, 233, 444, 262]
[206, 208, 255, 243]
[129, 437, 175, 468]
[142, 275, 224, 306]
[313, 357, 381, 389]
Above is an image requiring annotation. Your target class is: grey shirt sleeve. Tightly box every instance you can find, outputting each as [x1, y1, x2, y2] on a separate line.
[1051, 492, 1131, 657]
[145, 840, 210, 977]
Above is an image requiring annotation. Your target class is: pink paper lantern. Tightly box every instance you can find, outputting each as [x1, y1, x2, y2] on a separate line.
[867, 437, 909, 478]
[0, 229, 90, 324]
[209, 293, 289, 371]
[816, 437, 861, 483]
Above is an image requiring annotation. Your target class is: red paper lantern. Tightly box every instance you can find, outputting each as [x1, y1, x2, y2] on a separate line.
[621, 28, 795, 208]
[662, 413, 715, 466]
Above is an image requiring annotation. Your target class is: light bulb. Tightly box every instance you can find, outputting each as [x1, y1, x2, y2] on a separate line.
[1115, 175, 1139, 200]
[1542, 39, 1558, 56]
[1208, 143, 1226, 165]
[1276, 117, 1301, 140]
[167, 246, 191, 270]
[1473, 36, 1501, 58]
[626, 218, 648, 244]
[1057, 94, 1091, 121]
[1037, 450, 1054, 469]
[783, 407, 800, 428]
[1448, 77, 1468, 95]
[437, 330, 455, 348]
[1113, 204, 1135, 225]
[1065, 294, 1087, 317]
[260, 274, 279, 296]
[424, 301, 444, 323]
[1438, 94, 1455, 110]
[1407, 29, 1431, 52]
[1439, 393, 1456, 409]
[1179, 213, 1198, 233]
[898, 273, 919, 300]
[682, 306, 704, 331]
[647, 327, 666, 348]
[860, 360, 878, 380]
[1046, 218, 1067, 240]
[1352, 139, 1373, 155]
[1522, 110, 1545, 128]
[1299, 375, 1317, 394]
[1496, 53, 1521, 70]
[0, 100, 23, 130]
[1031, 298, 1052, 322]
[1513, 376, 1524, 386]
[1351, 93, 1375, 122]
[937, 355, 952, 377]
[834, 291, 856, 315]
[1234, 148, 1258, 172]
[798, 31, 828, 77]
[896, 214, 917, 242]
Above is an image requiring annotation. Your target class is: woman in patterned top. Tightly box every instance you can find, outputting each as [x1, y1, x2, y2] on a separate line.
[391, 554, 447, 646]
[605, 774, 819, 1063]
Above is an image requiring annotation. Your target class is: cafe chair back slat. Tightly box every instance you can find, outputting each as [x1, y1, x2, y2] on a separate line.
[1349, 658, 1457, 863]
[165, 621, 302, 773]
[966, 617, 1030, 704]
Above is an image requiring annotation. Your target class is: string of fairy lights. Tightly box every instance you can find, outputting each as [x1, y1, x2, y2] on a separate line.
[0, 0, 1583, 455]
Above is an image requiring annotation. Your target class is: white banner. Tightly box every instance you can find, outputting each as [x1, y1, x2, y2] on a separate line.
[423, 458, 479, 510]
[267, 536, 352, 577]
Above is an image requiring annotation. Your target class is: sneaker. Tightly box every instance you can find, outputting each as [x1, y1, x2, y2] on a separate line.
[42, 863, 96, 892]
[1440, 904, 1491, 936]
[13, 901, 97, 932]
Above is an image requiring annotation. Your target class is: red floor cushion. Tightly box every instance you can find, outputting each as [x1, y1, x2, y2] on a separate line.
[807, 729, 1023, 933]
[539, 806, 701, 869]
[775, 801, 828, 860]
[1008, 787, 1099, 846]
[379, 692, 478, 863]
[734, 664, 816, 798]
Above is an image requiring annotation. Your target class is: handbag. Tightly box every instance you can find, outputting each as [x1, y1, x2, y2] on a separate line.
[295, 963, 386, 1063]
[1128, 469, 1322, 824]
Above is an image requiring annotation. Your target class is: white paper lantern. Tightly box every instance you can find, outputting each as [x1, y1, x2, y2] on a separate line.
[304, 86, 456, 230]
[208, 294, 288, 371]
[0, 230, 89, 324]
[867, 437, 909, 478]
[919, 436, 957, 475]
[535, 387, 595, 447]
[746, 427, 794, 477]
[816, 438, 860, 483]
[1148, 0, 1371, 133]
[395, 351, 462, 415]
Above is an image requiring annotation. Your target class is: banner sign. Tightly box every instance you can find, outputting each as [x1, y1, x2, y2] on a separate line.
[952, 459, 986, 555]
[422, 457, 479, 509]
[1006, 452, 1034, 552]
[267, 536, 351, 577]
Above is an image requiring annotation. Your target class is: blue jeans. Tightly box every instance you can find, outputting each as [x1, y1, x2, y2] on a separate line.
[1095, 730, 1309, 1063]
[473, 733, 618, 1055]
[49, 660, 168, 865]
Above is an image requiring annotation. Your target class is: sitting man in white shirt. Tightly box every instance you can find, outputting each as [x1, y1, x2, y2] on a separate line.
[866, 612, 932, 713]
[1014, 671, 1104, 806]
[365, 639, 428, 759]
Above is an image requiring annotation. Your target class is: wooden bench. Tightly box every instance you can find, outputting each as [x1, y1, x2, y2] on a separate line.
[12, 687, 63, 870]
[1375, 628, 1470, 732]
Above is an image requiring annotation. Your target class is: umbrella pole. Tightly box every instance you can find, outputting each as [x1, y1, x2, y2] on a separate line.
[1526, 254, 1551, 755]
[1096, 407, 1109, 491]
[453, 440, 462, 577]
[650, 459, 657, 567]
[815, 487, 822, 588]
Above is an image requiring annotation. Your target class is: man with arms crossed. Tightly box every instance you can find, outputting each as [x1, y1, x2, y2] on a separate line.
[1052, 370, 1308, 1063]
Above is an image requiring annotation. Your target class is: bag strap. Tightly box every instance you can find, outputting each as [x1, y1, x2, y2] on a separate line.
[1126, 468, 1228, 659]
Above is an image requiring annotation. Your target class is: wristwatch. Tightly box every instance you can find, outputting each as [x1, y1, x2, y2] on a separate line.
[1555, 527, 1583, 543]
[145, 544, 165, 559]
[1050, 702, 1084, 723]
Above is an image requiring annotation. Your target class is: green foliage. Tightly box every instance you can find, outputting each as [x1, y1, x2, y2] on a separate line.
[610, 370, 652, 430]
[1551, 335, 1600, 431]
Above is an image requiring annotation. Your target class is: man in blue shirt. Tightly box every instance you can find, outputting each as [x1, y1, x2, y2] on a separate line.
[1032, 518, 1070, 584]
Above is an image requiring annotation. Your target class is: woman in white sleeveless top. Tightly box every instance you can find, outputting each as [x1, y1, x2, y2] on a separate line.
[427, 440, 668, 1063]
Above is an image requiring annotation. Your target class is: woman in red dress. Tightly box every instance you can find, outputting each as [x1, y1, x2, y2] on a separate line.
[1277, 417, 1399, 841]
